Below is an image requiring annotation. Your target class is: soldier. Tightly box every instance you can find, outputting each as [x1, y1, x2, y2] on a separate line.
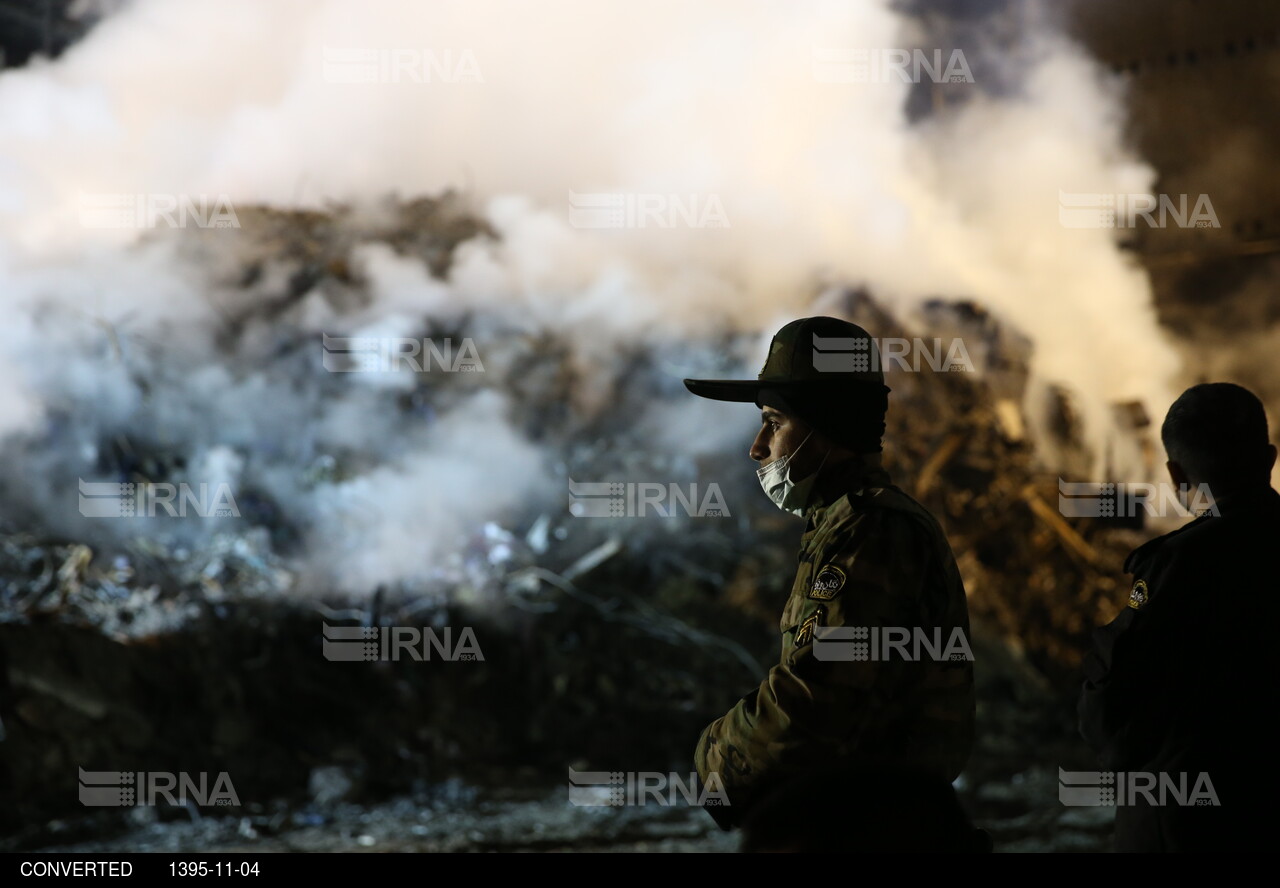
[1079, 382, 1280, 852]
[683, 316, 975, 831]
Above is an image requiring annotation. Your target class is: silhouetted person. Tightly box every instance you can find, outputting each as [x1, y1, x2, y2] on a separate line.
[1079, 382, 1280, 852]
[684, 318, 973, 831]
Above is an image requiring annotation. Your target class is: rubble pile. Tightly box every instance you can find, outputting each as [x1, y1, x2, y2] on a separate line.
[837, 292, 1143, 684]
[1, 196, 1153, 847]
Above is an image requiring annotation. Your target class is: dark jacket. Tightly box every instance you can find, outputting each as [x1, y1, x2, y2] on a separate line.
[1079, 487, 1280, 851]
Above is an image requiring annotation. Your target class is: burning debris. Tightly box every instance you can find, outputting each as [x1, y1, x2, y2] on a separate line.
[0, 195, 1157, 852]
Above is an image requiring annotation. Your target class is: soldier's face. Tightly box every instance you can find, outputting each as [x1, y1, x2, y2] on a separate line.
[750, 405, 823, 480]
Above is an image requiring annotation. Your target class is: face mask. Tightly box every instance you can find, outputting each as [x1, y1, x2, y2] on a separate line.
[757, 430, 828, 516]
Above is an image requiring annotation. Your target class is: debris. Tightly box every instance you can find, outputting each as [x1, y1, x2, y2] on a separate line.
[0, 202, 1154, 853]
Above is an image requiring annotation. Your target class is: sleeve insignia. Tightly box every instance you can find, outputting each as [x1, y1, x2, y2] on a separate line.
[794, 606, 826, 647]
[808, 564, 847, 600]
[1127, 578, 1150, 610]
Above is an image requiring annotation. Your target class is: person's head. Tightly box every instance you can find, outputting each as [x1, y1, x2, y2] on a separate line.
[1161, 382, 1276, 494]
[684, 316, 892, 485]
[752, 393, 825, 479]
[750, 388, 869, 482]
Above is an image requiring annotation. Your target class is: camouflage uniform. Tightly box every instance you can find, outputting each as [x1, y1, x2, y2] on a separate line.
[695, 454, 975, 827]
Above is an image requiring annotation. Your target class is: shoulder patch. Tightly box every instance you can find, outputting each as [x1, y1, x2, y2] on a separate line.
[1127, 578, 1151, 610]
[809, 564, 846, 600]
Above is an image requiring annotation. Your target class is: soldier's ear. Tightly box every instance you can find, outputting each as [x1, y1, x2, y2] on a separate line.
[1265, 444, 1278, 474]
[1167, 459, 1190, 489]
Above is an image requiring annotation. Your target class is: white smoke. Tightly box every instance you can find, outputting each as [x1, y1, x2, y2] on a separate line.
[0, 0, 1184, 593]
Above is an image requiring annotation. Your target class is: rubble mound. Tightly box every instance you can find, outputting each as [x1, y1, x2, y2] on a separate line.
[1, 196, 1151, 848]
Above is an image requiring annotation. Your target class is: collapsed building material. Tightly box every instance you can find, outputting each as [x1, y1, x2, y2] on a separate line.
[1, 198, 1159, 849]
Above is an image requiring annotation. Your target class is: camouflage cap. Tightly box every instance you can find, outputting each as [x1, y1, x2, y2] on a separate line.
[684, 316, 888, 402]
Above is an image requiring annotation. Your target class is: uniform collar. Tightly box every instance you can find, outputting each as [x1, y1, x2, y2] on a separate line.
[802, 452, 892, 522]
[1124, 486, 1280, 574]
[1213, 485, 1280, 517]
